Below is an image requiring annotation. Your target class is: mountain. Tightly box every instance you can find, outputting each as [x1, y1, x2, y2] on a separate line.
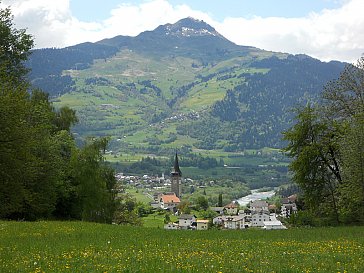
[26, 17, 346, 154]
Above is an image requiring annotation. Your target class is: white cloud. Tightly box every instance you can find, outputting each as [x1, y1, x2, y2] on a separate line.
[1, 0, 363, 62]
[99, 0, 211, 39]
[216, 0, 364, 62]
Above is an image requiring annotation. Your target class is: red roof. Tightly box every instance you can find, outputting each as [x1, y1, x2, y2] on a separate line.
[161, 194, 180, 204]
[224, 202, 238, 208]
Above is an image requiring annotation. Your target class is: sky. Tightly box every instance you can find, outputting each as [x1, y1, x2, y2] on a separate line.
[1, 0, 363, 62]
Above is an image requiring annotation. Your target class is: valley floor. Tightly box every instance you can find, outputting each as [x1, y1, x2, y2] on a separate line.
[1, 221, 363, 272]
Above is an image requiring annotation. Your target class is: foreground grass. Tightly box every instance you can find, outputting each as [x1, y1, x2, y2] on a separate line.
[0, 221, 363, 272]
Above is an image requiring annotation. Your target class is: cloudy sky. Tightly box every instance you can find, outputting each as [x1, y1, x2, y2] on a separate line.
[1, 0, 363, 62]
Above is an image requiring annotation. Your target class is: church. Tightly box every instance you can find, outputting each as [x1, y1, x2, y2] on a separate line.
[170, 152, 182, 198]
[158, 152, 183, 211]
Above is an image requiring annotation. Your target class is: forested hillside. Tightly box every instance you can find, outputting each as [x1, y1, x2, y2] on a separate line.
[25, 18, 345, 155]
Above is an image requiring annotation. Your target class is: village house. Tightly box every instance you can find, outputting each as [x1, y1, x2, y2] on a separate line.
[213, 215, 246, 229]
[212, 215, 224, 226]
[224, 202, 239, 215]
[223, 215, 246, 229]
[250, 200, 269, 212]
[281, 203, 297, 218]
[250, 200, 270, 227]
[196, 219, 209, 230]
[160, 193, 180, 211]
[179, 214, 196, 229]
[251, 210, 270, 227]
[280, 194, 298, 218]
[210, 207, 225, 215]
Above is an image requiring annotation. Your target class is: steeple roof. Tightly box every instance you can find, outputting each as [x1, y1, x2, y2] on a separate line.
[172, 152, 182, 176]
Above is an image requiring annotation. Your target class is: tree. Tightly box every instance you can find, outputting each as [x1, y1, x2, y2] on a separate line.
[0, 4, 34, 219]
[218, 193, 223, 207]
[283, 106, 341, 223]
[177, 200, 191, 214]
[71, 138, 117, 223]
[284, 56, 364, 225]
[338, 114, 364, 223]
[322, 57, 364, 119]
[113, 194, 142, 226]
[164, 213, 171, 224]
[196, 196, 209, 211]
[322, 57, 364, 224]
[0, 4, 118, 223]
[54, 106, 78, 132]
[0, 4, 33, 81]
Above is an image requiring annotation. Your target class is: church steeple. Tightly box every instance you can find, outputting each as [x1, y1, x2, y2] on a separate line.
[170, 151, 182, 198]
[172, 152, 182, 176]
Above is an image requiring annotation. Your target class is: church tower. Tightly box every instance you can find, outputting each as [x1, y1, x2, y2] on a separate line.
[170, 152, 182, 198]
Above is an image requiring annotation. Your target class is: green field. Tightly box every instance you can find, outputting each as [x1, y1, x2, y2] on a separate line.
[1, 221, 363, 272]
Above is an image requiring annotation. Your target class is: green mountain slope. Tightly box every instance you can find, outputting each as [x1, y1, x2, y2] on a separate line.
[27, 18, 345, 157]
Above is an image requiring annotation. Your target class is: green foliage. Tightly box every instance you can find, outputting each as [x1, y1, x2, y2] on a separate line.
[0, 5, 118, 223]
[218, 193, 223, 207]
[197, 208, 218, 220]
[0, 5, 33, 80]
[113, 194, 142, 226]
[338, 114, 364, 223]
[195, 195, 209, 210]
[177, 200, 192, 214]
[284, 56, 364, 225]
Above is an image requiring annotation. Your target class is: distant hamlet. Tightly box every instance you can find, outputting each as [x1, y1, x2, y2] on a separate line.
[1, 4, 363, 228]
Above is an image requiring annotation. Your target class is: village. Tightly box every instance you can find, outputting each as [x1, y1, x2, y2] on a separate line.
[115, 153, 298, 231]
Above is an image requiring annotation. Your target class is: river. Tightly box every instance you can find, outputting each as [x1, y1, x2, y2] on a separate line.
[235, 189, 275, 206]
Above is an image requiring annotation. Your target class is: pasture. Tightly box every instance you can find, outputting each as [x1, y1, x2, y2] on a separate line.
[0, 221, 363, 272]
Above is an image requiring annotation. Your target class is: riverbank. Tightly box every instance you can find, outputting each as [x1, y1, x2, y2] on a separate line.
[235, 189, 275, 206]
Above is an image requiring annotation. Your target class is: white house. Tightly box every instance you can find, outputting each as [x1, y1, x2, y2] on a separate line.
[213, 215, 225, 226]
[281, 203, 297, 218]
[179, 214, 196, 229]
[280, 195, 298, 218]
[223, 215, 245, 229]
[213, 215, 246, 229]
[251, 211, 270, 227]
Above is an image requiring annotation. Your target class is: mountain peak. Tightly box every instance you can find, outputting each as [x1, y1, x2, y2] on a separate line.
[157, 17, 222, 38]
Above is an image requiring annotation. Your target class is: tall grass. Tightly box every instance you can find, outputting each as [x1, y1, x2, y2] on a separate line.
[1, 221, 363, 272]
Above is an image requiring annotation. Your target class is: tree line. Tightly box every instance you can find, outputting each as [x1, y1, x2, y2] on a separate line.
[0, 5, 117, 222]
[284, 57, 364, 225]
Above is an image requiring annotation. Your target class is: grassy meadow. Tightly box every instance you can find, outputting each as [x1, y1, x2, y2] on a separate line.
[1, 221, 363, 272]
